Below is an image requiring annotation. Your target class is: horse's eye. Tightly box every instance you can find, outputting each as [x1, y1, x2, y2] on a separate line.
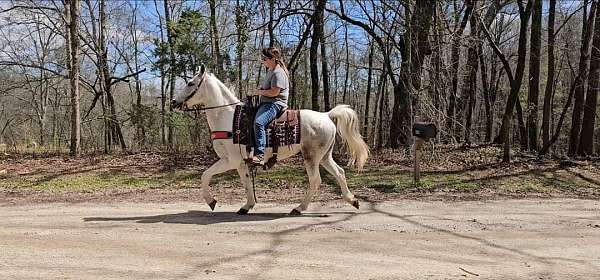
[187, 82, 194, 87]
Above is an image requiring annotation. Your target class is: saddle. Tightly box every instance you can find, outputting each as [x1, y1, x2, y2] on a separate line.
[232, 103, 301, 168]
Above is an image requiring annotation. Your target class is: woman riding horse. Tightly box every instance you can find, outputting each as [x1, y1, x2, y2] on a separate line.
[171, 60, 369, 215]
[251, 47, 289, 165]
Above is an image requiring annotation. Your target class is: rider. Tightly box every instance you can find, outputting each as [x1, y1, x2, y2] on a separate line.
[252, 47, 289, 165]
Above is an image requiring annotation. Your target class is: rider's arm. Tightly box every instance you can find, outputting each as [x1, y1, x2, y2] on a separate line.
[258, 87, 281, 97]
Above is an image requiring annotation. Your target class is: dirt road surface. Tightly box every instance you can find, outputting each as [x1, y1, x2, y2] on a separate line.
[1, 199, 599, 279]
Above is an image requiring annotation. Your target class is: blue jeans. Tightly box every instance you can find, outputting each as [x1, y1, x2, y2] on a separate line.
[254, 103, 282, 157]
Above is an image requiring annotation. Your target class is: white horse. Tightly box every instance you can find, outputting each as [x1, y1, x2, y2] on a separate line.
[172, 67, 369, 215]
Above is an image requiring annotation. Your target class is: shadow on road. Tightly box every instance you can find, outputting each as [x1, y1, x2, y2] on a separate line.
[83, 210, 331, 225]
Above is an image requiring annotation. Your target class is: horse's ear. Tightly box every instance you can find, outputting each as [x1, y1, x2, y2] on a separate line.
[197, 64, 205, 75]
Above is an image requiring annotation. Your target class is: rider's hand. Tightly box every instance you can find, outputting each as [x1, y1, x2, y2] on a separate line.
[248, 89, 261, 97]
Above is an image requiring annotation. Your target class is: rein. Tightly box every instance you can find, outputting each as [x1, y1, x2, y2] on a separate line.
[183, 101, 241, 112]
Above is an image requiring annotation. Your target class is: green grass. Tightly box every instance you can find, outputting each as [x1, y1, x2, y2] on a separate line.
[1, 162, 598, 197]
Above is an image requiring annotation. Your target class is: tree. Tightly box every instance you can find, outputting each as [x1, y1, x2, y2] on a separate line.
[66, 0, 80, 156]
[539, 1, 598, 156]
[235, 0, 249, 97]
[164, 0, 176, 148]
[320, 7, 331, 111]
[447, 0, 474, 140]
[527, 0, 542, 151]
[542, 0, 556, 150]
[569, 0, 595, 155]
[579, 3, 600, 156]
[209, 0, 224, 79]
[482, 0, 533, 162]
[462, 1, 479, 145]
[309, 0, 325, 111]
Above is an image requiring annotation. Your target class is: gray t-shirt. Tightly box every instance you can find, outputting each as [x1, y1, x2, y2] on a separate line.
[260, 65, 289, 108]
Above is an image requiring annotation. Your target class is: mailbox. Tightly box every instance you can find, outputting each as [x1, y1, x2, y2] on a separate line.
[412, 123, 437, 140]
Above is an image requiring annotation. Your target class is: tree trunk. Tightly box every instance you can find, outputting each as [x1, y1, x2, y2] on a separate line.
[493, 1, 532, 151]
[100, 0, 126, 151]
[363, 41, 374, 137]
[446, 0, 473, 141]
[343, 23, 349, 104]
[476, 0, 504, 143]
[131, 2, 145, 148]
[235, 0, 248, 97]
[515, 98, 528, 150]
[542, 0, 556, 150]
[527, 0, 542, 151]
[569, 0, 595, 156]
[310, 0, 325, 111]
[319, 0, 330, 111]
[479, 50, 492, 143]
[377, 71, 387, 150]
[463, 3, 478, 145]
[268, 0, 275, 47]
[164, 0, 176, 148]
[209, 0, 224, 79]
[67, 0, 81, 157]
[579, 3, 600, 156]
[153, 0, 167, 146]
[98, 0, 111, 152]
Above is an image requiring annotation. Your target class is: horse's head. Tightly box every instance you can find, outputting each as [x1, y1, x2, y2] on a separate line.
[172, 65, 208, 111]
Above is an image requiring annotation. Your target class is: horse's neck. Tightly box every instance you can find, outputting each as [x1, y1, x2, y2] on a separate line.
[205, 78, 240, 132]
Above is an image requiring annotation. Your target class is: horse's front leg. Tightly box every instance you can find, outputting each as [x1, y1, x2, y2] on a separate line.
[201, 158, 235, 210]
[236, 163, 255, 215]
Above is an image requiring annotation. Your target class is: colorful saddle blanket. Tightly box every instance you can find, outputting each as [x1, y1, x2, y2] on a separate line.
[232, 105, 301, 148]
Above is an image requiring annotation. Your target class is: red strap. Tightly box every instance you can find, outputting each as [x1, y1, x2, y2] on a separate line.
[211, 131, 232, 140]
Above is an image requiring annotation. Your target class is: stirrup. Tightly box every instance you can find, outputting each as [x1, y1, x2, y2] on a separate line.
[251, 156, 264, 165]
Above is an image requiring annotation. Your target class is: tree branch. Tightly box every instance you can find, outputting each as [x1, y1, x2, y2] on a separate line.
[0, 5, 58, 14]
[109, 68, 147, 86]
[479, 18, 515, 84]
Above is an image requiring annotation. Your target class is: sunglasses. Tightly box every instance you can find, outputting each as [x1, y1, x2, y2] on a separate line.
[262, 56, 271, 61]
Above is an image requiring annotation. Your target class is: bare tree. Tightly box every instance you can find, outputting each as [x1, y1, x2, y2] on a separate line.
[482, 0, 533, 162]
[309, 0, 325, 111]
[579, 3, 600, 156]
[66, 0, 80, 156]
[542, 0, 556, 150]
[569, 0, 596, 155]
[527, 0, 542, 151]
[462, 1, 478, 145]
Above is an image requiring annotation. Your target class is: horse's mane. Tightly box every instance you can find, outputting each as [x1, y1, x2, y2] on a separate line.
[208, 73, 240, 103]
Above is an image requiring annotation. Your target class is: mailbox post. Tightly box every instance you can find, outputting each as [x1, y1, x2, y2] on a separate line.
[412, 123, 437, 184]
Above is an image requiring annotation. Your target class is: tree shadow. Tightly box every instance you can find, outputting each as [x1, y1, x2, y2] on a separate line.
[83, 210, 331, 226]
[362, 198, 590, 266]
[567, 170, 600, 187]
[185, 208, 364, 279]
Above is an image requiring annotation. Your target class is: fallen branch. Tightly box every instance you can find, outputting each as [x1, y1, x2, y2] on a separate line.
[459, 267, 479, 277]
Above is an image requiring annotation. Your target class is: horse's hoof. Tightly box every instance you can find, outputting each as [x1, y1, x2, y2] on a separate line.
[352, 200, 360, 209]
[237, 208, 249, 215]
[208, 200, 217, 211]
[289, 209, 302, 216]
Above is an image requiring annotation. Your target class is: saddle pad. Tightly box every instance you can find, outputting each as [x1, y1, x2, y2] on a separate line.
[232, 105, 301, 148]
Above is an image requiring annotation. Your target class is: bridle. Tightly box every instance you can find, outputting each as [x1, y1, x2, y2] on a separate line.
[182, 73, 206, 104]
[181, 73, 241, 112]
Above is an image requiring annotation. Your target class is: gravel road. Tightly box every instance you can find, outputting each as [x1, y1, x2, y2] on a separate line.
[1, 199, 599, 279]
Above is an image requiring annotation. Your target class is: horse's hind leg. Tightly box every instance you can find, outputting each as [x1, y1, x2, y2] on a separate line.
[291, 159, 321, 215]
[321, 154, 359, 209]
[201, 158, 236, 211]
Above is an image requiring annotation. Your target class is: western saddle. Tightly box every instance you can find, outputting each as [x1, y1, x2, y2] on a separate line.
[231, 100, 301, 169]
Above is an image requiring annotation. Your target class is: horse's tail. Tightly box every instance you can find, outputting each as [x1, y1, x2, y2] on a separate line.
[327, 105, 370, 171]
